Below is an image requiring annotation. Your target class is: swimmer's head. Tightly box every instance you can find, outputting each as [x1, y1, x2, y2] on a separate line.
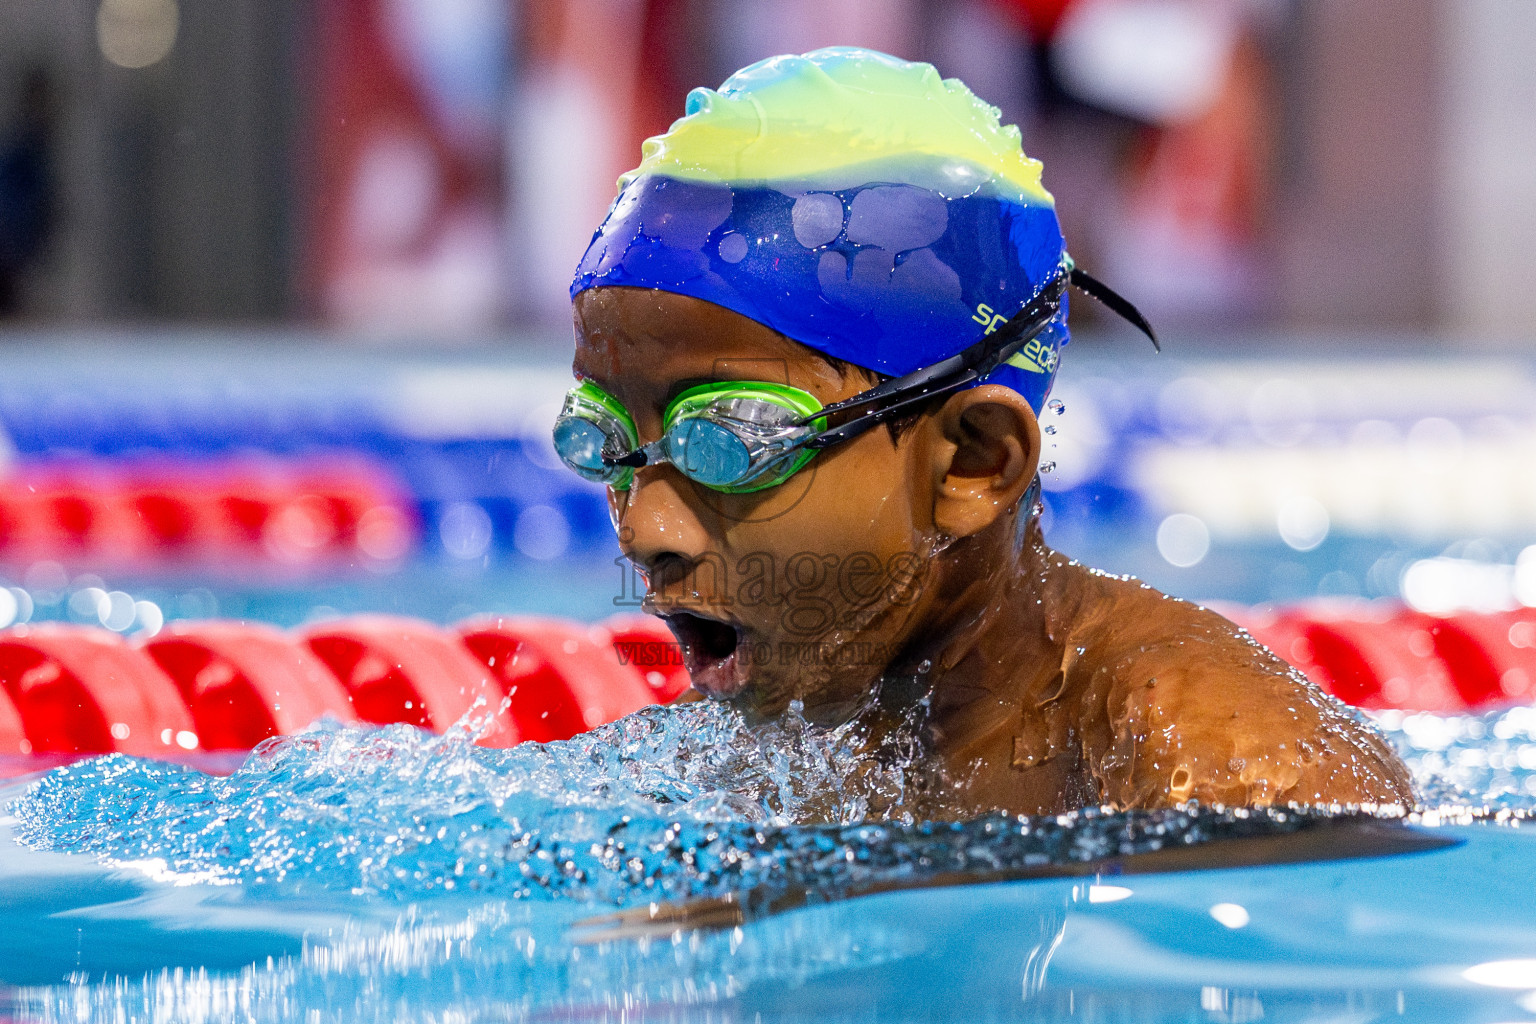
[566, 49, 1151, 719]
[571, 46, 1071, 414]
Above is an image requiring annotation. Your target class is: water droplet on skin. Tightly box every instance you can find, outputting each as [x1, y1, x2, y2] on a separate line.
[1012, 735, 1044, 768]
[917, 659, 933, 674]
[1048, 398, 1065, 415]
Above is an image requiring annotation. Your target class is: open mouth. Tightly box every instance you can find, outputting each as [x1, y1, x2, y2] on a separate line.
[663, 611, 747, 698]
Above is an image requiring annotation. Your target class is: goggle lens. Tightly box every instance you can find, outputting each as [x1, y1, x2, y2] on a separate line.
[552, 382, 823, 493]
[553, 383, 638, 487]
[666, 417, 754, 488]
[553, 416, 616, 479]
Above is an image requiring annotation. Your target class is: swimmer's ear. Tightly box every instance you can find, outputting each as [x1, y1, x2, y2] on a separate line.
[928, 384, 1040, 539]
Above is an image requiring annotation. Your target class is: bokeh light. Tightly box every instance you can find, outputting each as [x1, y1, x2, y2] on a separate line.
[96, 0, 179, 69]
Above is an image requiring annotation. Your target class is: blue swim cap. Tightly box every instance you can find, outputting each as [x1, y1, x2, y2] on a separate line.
[571, 47, 1069, 414]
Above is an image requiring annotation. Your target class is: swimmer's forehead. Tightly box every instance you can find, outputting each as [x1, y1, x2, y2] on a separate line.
[623, 48, 1052, 208]
[572, 288, 848, 408]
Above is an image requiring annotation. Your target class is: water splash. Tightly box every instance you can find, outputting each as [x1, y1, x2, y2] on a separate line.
[12, 698, 1536, 879]
[5, 702, 1536, 1023]
[8, 700, 952, 904]
[1378, 704, 1536, 817]
[11, 699, 1532, 908]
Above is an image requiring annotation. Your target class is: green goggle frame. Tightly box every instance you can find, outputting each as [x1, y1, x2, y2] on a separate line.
[552, 380, 828, 493]
[552, 261, 1161, 497]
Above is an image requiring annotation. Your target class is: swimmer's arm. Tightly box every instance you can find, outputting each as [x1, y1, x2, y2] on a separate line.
[1091, 630, 1413, 810]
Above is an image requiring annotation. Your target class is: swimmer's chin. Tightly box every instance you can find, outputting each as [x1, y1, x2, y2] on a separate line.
[700, 673, 869, 730]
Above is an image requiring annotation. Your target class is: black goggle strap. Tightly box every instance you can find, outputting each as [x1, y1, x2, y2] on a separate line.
[798, 261, 1158, 451]
[600, 263, 1155, 469]
[1067, 264, 1159, 351]
[800, 274, 1066, 451]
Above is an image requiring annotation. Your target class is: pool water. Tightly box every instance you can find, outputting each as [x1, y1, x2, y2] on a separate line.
[1, 699, 1534, 1023]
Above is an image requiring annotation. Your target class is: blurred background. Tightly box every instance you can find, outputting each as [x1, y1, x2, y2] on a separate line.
[0, 0, 1532, 636]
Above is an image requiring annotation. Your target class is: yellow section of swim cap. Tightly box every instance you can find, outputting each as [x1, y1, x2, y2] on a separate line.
[620, 47, 1053, 207]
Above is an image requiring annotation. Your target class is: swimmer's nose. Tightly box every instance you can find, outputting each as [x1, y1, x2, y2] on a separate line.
[614, 468, 713, 589]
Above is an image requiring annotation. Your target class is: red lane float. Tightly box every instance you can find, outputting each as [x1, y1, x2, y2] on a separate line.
[0, 475, 102, 556]
[459, 617, 658, 743]
[0, 603, 1531, 762]
[0, 688, 26, 754]
[1405, 613, 1508, 709]
[300, 616, 521, 747]
[1315, 613, 1464, 712]
[1246, 607, 1464, 712]
[1241, 604, 1536, 715]
[0, 625, 197, 755]
[142, 622, 359, 750]
[257, 463, 417, 565]
[1434, 608, 1536, 704]
[601, 614, 692, 703]
[0, 461, 418, 567]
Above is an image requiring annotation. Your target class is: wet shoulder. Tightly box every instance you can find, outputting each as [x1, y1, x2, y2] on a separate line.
[1058, 567, 1413, 810]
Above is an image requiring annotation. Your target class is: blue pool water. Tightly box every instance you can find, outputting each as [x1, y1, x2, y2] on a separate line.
[1, 700, 1534, 1023]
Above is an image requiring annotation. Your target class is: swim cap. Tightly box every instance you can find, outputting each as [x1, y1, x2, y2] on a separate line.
[571, 47, 1069, 413]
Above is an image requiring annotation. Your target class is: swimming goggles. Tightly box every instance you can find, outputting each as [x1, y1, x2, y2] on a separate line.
[552, 261, 1155, 493]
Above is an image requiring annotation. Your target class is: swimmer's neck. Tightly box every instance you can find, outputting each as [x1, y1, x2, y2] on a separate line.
[873, 515, 1080, 752]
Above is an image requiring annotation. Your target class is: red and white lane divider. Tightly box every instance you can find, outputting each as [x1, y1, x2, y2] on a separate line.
[0, 604, 1532, 759]
[1229, 604, 1536, 714]
[0, 460, 417, 568]
[0, 614, 687, 756]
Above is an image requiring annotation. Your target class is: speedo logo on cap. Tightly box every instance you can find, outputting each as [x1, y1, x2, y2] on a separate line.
[973, 303, 1008, 335]
[1006, 337, 1057, 374]
[974, 302, 1056, 374]
[974, 302, 1057, 375]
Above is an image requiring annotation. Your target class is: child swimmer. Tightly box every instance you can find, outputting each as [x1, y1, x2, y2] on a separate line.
[555, 48, 1412, 815]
